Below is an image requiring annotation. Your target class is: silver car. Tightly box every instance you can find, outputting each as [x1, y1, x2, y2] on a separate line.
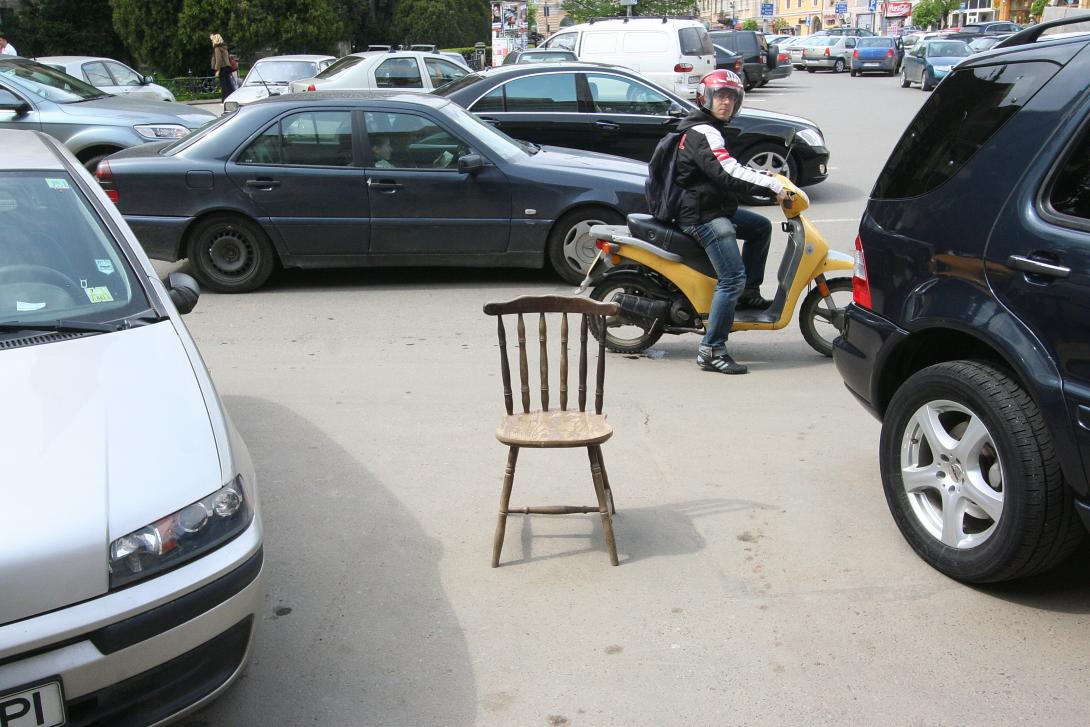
[0, 128, 263, 727]
[803, 35, 858, 73]
[289, 49, 470, 93]
[36, 55, 176, 102]
[0, 57, 214, 171]
[223, 53, 337, 113]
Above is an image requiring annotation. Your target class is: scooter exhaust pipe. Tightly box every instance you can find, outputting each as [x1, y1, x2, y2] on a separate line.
[612, 293, 670, 324]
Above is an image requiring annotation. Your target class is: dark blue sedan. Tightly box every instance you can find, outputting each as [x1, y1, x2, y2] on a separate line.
[99, 92, 649, 292]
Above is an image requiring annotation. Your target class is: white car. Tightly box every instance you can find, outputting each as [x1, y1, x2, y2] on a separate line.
[289, 50, 471, 94]
[224, 54, 336, 112]
[36, 56, 176, 102]
[0, 129, 263, 726]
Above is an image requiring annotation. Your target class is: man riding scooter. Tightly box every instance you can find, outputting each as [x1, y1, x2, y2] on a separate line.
[675, 69, 788, 375]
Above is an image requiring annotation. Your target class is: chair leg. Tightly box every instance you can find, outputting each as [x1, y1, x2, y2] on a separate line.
[492, 446, 519, 568]
[598, 447, 616, 515]
[588, 445, 619, 566]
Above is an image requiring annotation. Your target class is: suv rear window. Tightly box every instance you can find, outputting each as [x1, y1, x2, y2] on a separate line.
[873, 61, 1059, 199]
[679, 27, 714, 56]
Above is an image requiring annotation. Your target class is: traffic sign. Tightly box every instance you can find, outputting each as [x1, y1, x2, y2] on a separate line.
[835, 2, 848, 12]
[868, 0, 876, 9]
[761, 2, 774, 16]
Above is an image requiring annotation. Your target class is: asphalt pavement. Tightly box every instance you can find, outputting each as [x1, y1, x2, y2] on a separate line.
[175, 71, 1090, 727]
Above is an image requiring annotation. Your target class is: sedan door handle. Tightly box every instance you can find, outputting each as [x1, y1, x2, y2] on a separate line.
[245, 178, 281, 189]
[1007, 254, 1070, 279]
[367, 178, 402, 192]
[594, 120, 620, 132]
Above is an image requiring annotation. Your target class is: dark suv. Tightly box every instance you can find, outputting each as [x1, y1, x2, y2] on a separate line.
[833, 18, 1090, 584]
[709, 31, 778, 90]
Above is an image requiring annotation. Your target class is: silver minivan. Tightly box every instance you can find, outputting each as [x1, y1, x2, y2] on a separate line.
[0, 57, 214, 171]
[0, 129, 263, 726]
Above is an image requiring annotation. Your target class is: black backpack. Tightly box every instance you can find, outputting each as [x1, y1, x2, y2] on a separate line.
[644, 130, 684, 224]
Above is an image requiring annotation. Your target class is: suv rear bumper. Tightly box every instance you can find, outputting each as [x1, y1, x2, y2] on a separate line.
[833, 302, 908, 419]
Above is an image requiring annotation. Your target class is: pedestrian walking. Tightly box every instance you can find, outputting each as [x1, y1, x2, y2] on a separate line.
[0, 31, 18, 56]
[210, 33, 233, 102]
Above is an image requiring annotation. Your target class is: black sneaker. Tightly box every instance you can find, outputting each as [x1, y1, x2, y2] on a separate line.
[697, 351, 749, 375]
[736, 291, 773, 311]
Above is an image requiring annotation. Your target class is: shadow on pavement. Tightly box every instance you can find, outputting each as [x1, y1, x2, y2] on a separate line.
[975, 541, 1090, 614]
[259, 264, 558, 293]
[805, 181, 865, 205]
[178, 396, 476, 727]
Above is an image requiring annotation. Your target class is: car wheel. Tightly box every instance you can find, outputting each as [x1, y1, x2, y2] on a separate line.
[743, 77, 755, 91]
[186, 214, 277, 293]
[739, 143, 797, 206]
[806, 67, 816, 73]
[900, 69, 911, 88]
[833, 59, 845, 73]
[547, 207, 623, 285]
[850, 68, 859, 77]
[797, 277, 851, 357]
[78, 148, 122, 174]
[879, 361, 1085, 583]
[758, 79, 769, 87]
[588, 271, 667, 354]
[921, 71, 933, 91]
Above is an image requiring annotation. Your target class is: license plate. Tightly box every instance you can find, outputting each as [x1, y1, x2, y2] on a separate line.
[0, 681, 66, 727]
[864, 62, 879, 67]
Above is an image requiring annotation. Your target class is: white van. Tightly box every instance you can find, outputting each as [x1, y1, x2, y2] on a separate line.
[541, 17, 715, 99]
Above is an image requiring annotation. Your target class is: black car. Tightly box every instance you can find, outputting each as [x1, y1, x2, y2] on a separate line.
[833, 18, 1090, 583]
[708, 31, 778, 90]
[434, 62, 829, 199]
[945, 20, 1021, 42]
[99, 92, 649, 291]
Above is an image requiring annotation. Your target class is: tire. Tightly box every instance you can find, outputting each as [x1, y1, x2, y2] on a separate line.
[900, 69, 911, 88]
[758, 79, 769, 87]
[588, 271, 667, 354]
[921, 71, 933, 91]
[806, 67, 816, 73]
[850, 69, 859, 77]
[186, 214, 277, 293]
[547, 207, 623, 285]
[739, 143, 797, 206]
[797, 277, 852, 357]
[743, 77, 755, 91]
[78, 148, 121, 174]
[833, 59, 845, 73]
[880, 361, 1085, 583]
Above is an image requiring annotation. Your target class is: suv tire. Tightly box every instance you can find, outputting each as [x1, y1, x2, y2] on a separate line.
[879, 361, 1084, 583]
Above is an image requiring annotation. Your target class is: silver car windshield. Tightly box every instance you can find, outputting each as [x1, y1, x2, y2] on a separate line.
[439, 102, 525, 161]
[0, 60, 107, 103]
[244, 60, 320, 86]
[0, 171, 150, 329]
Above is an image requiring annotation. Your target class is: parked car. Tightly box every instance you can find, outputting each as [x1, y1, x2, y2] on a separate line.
[708, 30, 778, 90]
[0, 129, 262, 724]
[36, 55, 175, 102]
[0, 57, 215, 171]
[712, 43, 744, 76]
[850, 36, 903, 75]
[833, 18, 1090, 583]
[803, 35, 858, 73]
[434, 63, 829, 198]
[815, 27, 877, 37]
[968, 34, 1012, 53]
[539, 17, 716, 99]
[787, 36, 818, 69]
[769, 44, 793, 82]
[97, 92, 650, 290]
[289, 50, 470, 94]
[501, 48, 578, 64]
[223, 54, 336, 112]
[945, 20, 1021, 41]
[900, 39, 971, 90]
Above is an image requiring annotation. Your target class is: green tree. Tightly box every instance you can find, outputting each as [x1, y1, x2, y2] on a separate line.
[230, 0, 346, 55]
[10, 0, 126, 60]
[110, 0, 182, 71]
[1030, 0, 1046, 19]
[772, 17, 790, 31]
[174, 0, 232, 75]
[741, 17, 758, 29]
[561, 0, 693, 24]
[389, 0, 487, 47]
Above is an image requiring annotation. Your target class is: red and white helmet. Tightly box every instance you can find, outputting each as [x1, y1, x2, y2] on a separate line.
[695, 69, 745, 119]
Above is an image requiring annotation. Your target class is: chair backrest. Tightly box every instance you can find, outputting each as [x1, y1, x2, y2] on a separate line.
[483, 295, 620, 416]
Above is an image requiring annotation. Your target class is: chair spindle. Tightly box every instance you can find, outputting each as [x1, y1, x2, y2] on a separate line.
[578, 314, 588, 412]
[595, 315, 606, 415]
[560, 313, 569, 411]
[539, 313, 549, 411]
[517, 313, 530, 413]
[497, 315, 513, 415]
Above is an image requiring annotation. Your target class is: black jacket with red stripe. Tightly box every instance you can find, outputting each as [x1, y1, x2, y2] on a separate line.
[675, 109, 784, 226]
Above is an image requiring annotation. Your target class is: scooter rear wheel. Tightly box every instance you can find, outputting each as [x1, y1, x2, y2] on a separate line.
[589, 272, 668, 354]
[798, 277, 853, 357]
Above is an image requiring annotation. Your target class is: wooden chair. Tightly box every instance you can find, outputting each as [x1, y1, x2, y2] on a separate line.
[483, 295, 622, 567]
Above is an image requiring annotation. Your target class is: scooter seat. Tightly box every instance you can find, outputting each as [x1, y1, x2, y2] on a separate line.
[626, 214, 715, 278]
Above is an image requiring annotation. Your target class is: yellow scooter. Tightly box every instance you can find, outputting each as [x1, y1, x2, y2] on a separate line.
[581, 174, 853, 357]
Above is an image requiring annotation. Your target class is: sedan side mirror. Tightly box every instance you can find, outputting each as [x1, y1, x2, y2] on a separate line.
[458, 153, 485, 174]
[166, 271, 200, 314]
[143, 75, 155, 85]
[0, 89, 30, 116]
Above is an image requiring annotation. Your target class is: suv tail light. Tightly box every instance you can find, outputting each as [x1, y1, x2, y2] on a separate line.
[734, 59, 743, 74]
[778, 53, 788, 62]
[95, 159, 119, 204]
[759, 54, 767, 64]
[674, 63, 693, 73]
[853, 235, 872, 309]
[853, 49, 859, 58]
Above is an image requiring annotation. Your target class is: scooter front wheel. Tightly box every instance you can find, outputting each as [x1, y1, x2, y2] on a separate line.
[589, 273, 668, 354]
[798, 277, 853, 357]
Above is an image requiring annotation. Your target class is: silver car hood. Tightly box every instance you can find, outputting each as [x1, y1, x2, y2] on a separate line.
[55, 96, 215, 129]
[0, 323, 222, 626]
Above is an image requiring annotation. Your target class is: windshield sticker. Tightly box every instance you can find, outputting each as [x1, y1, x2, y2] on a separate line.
[95, 259, 115, 275]
[84, 286, 114, 303]
[16, 301, 47, 312]
[45, 177, 70, 191]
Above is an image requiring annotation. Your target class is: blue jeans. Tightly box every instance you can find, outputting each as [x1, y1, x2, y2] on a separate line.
[682, 209, 772, 349]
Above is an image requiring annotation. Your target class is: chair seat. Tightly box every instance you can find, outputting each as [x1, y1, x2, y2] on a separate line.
[496, 410, 613, 448]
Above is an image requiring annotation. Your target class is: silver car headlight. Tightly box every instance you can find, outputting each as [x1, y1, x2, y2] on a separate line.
[796, 128, 825, 148]
[108, 476, 253, 589]
[134, 123, 190, 140]
[223, 101, 240, 113]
